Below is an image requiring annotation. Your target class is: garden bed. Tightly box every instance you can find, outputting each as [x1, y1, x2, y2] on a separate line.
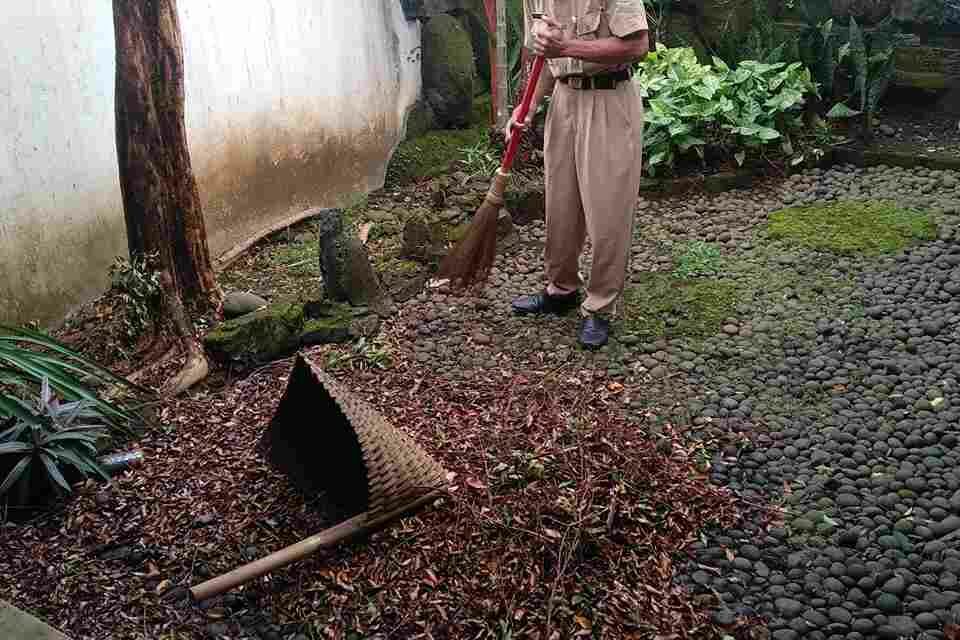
[5, 45, 960, 640]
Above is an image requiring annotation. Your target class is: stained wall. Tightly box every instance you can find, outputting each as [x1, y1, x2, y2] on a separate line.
[0, 1, 420, 326]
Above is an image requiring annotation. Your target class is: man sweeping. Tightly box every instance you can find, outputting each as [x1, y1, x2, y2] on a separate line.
[508, 0, 649, 348]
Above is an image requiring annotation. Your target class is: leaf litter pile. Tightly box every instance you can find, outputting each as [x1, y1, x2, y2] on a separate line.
[0, 342, 740, 639]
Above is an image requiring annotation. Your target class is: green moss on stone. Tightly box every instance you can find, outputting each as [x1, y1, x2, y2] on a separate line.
[621, 273, 739, 340]
[767, 200, 937, 255]
[300, 303, 354, 345]
[387, 96, 491, 186]
[204, 302, 305, 364]
[389, 258, 424, 276]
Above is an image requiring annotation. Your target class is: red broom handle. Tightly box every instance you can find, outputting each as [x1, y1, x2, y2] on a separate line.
[501, 55, 545, 172]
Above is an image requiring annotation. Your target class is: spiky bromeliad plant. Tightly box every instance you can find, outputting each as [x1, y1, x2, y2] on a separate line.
[0, 378, 112, 504]
[0, 324, 147, 433]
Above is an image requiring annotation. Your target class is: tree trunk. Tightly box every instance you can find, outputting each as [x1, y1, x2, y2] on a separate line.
[113, 0, 220, 394]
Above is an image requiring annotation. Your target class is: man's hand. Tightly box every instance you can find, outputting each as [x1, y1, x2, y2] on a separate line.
[504, 104, 534, 142]
[530, 16, 570, 59]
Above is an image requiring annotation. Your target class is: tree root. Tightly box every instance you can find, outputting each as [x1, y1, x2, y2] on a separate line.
[158, 271, 211, 396]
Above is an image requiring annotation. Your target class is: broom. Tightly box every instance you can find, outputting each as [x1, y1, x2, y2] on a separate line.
[438, 53, 546, 289]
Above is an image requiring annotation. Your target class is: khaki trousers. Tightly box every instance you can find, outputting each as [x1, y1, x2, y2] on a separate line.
[543, 78, 644, 317]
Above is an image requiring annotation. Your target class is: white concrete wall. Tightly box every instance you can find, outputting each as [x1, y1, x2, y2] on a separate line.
[0, 0, 421, 327]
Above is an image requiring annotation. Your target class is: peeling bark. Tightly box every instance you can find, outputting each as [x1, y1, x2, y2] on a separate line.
[113, 0, 220, 394]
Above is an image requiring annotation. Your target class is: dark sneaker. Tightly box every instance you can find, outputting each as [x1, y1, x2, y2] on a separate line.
[578, 315, 610, 349]
[511, 289, 580, 316]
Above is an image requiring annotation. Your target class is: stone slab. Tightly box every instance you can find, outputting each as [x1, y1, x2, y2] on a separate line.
[0, 601, 70, 640]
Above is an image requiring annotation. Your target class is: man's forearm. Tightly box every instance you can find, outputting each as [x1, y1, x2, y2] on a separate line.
[562, 33, 649, 65]
[532, 64, 556, 110]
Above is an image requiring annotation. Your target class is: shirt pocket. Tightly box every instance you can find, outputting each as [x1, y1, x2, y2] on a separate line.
[575, 2, 603, 39]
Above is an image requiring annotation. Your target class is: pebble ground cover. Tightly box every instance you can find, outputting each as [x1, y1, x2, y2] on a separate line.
[393, 163, 960, 639]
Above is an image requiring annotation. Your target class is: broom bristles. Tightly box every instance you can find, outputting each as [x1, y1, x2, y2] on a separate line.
[438, 170, 510, 289]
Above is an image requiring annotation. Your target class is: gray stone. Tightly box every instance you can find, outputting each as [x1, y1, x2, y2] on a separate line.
[401, 216, 441, 261]
[317, 209, 385, 309]
[775, 597, 805, 618]
[886, 615, 919, 637]
[421, 14, 475, 128]
[223, 291, 268, 319]
[828, 606, 852, 624]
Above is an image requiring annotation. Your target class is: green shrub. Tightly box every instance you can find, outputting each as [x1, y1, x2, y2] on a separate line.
[710, 0, 799, 68]
[636, 46, 818, 176]
[109, 253, 162, 344]
[825, 16, 903, 143]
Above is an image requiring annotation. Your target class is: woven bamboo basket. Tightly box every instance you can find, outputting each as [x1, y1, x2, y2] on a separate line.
[190, 353, 447, 601]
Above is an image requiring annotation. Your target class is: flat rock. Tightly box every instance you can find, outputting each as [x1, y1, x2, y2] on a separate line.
[223, 291, 268, 319]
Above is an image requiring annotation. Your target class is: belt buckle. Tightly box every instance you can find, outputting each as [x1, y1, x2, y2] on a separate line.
[569, 76, 584, 90]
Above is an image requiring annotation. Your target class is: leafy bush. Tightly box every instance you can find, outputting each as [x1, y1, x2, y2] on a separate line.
[0, 324, 147, 434]
[710, 0, 799, 68]
[109, 253, 162, 344]
[826, 16, 903, 142]
[795, 0, 848, 106]
[1, 378, 111, 504]
[636, 46, 818, 176]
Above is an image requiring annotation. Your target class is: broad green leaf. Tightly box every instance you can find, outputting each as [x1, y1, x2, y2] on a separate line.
[648, 150, 668, 166]
[757, 127, 781, 141]
[735, 151, 746, 166]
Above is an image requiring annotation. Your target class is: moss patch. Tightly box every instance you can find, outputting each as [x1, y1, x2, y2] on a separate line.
[204, 302, 305, 364]
[767, 200, 937, 255]
[266, 236, 319, 278]
[621, 273, 739, 340]
[300, 302, 355, 345]
[386, 96, 491, 186]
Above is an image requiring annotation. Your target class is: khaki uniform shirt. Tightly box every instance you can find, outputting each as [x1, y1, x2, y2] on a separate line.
[523, 0, 649, 79]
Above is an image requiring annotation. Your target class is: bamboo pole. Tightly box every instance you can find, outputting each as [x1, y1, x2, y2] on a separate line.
[189, 491, 442, 602]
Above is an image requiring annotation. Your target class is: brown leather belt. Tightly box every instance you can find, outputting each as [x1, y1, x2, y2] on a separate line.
[560, 69, 633, 90]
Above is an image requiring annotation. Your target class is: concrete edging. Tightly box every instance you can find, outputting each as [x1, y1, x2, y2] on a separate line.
[0, 601, 70, 640]
[639, 145, 960, 196]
